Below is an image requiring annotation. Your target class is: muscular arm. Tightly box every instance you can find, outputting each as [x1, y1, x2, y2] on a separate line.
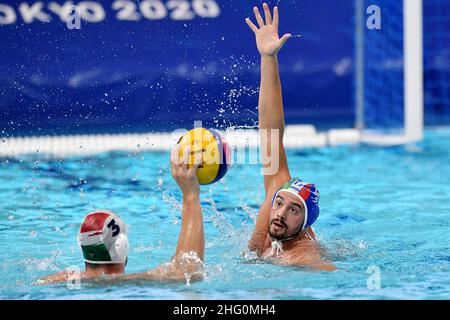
[286, 258, 337, 272]
[37, 271, 71, 285]
[38, 146, 205, 286]
[120, 194, 204, 283]
[246, 4, 292, 251]
[289, 253, 337, 272]
[123, 145, 204, 282]
[259, 55, 291, 193]
[285, 241, 337, 272]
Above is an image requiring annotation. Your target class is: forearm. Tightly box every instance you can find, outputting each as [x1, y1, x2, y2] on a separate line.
[37, 271, 69, 285]
[259, 55, 285, 136]
[175, 193, 204, 261]
[301, 259, 337, 272]
[249, 199, 272, 252]
[259, 54, 291, 193]
[124, 263, 204, 283]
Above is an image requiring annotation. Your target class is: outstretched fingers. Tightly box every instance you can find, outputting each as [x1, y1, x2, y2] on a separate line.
[181, 146, 191, 172]
[171, 144, 181, 176]
[245, 17, 259, 33]
[279, 33, 292, 48]
[248, 5, 280, 34]
[262, 3, 272, 25]
[188, 152, 202, 177]
[273, 6, 279, 29]
[253, 6, 265, 28]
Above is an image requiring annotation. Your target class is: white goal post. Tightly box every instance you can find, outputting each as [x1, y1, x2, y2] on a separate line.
[356, 0, 424, 146]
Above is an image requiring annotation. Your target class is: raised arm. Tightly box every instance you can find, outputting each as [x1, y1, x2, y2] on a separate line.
[247, 4, 292, 196]
[171, 145, 204, 264]
[38, 146, 205, 286]
[122, 145, 205, 283]
[246, 4, 292, 251]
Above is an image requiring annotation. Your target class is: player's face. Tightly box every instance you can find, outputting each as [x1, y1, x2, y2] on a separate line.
[269, 191, 305, 240]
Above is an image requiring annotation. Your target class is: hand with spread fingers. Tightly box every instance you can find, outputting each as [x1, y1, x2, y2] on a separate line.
[246, 3, 292, 57]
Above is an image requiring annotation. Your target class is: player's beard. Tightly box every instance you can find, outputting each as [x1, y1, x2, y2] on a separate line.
[269, 219, 288, 240]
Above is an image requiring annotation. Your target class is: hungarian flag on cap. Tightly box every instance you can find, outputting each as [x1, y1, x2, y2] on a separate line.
[78, 211, 128, 264]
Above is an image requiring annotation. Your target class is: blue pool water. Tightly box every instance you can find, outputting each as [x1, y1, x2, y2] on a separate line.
[0, 129, 449, 300]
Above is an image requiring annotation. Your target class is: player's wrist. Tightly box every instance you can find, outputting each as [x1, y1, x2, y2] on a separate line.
[260, 53, 278, 59]
[182, 191, 200, 202]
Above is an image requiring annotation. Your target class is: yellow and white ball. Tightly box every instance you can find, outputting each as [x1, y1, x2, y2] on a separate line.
[178, 128, 231, 185]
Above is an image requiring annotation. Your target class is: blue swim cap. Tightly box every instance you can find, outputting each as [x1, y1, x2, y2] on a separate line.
[272, 178, 320, 231]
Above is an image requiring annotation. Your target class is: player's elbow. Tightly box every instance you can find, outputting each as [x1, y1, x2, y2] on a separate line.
[317, 263, 338, 272]
[170, 264, 204, 284]
[35, 272, 68, 285]
[169, 253, 205, 283]
[308, 260, 337, 272]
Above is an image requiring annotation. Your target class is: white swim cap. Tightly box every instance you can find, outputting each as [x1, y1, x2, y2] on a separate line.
[78, 210, 129, 264]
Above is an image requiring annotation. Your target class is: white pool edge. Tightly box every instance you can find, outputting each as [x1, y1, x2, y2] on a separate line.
[1, 125, 438, 158]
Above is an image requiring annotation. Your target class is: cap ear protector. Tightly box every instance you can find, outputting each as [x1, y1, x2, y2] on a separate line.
[78, 211, 129, 265]
[110, 233, 129, 263]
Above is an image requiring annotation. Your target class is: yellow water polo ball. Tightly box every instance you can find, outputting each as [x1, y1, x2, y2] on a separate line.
[178, 128, 231, 185]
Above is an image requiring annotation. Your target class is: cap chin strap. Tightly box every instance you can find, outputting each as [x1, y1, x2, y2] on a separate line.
[270, 239, 283, 256]
[270, 223, 305, 256]
[269, 214, 308, 256]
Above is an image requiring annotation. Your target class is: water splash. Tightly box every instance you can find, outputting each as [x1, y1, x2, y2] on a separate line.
[177, 251, 205, 286]
[161, 191, 182, 225]
[205, 189, 236, 238]
[324, 238, 369, 261]
[157, 162, 183, 225]
[240, 203, 258, 222]
[134, 243, 155, 253]
[22, 252, 61, 272]
[214, 55, 259, 129]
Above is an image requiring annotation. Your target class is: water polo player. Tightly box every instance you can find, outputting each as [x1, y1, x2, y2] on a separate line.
[39, 146, 206, 284]
[245, 4, 336, 271]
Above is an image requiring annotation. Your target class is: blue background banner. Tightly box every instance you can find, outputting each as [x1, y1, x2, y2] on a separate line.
[0, 0, 354, 136]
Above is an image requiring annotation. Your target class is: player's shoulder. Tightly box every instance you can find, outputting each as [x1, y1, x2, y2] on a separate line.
[291, 236, 321, 256]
